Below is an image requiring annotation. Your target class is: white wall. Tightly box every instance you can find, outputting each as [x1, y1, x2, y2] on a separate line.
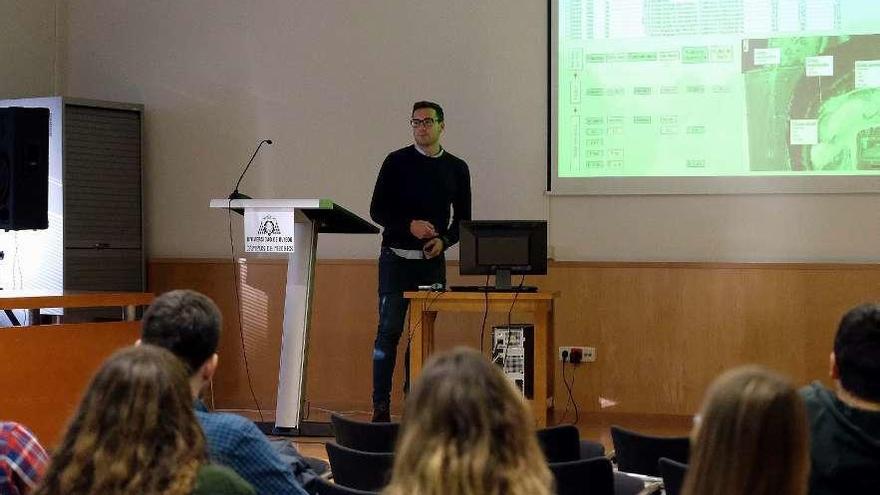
[0, 0, 59, 97]
[63, 0, 548, 259]
[62, 1, 880, 262]
[550, 193, 880, 262]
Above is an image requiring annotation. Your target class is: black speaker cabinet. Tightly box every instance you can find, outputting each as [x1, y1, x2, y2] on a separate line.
[0, 107, 49, 230]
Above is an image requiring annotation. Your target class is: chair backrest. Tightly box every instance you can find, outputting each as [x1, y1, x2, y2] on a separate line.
[536, 425, 582, 463]
[549, 457, 615, 495]
[658, 457, 689, 495]
[312, 477, 379, 495]
[610, 426, 690, 477]
[331, 413, 399, 453]
[325, 442, 394, 492]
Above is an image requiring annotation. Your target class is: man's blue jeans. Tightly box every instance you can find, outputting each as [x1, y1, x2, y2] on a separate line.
[372, 247, 445, 407]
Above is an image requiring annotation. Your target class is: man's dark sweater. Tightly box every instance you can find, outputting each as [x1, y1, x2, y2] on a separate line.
[800, 382, 880, 495]
[370, 145, 471, 250]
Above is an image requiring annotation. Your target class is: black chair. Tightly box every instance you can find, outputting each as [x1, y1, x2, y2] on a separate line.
[325, 442, 394, 492]
[537, 425, 582, 463]
[658, 457, 689, 495]
[312, 477, 379, 495]
[537, 425, 605, 463]
[549, 457, 615, 495]
[331, 413, 399, 453]
[610, 426, 690, 477]
[580, 440, 605, 460]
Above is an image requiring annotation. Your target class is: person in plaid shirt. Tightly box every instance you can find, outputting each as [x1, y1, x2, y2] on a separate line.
[0, 421, 49, 495]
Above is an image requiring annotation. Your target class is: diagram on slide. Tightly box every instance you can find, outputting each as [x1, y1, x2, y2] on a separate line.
[743, 34, 880, 171]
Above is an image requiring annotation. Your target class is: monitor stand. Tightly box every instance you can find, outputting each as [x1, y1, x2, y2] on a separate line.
[494, 269, 538, 292]
[495, 269, 512, 290]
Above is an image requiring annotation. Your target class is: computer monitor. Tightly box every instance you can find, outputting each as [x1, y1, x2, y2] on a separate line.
[459, 220, 548, 290]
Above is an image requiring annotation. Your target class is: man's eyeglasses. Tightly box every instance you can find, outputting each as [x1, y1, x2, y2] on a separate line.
[410, 118, 439, 128]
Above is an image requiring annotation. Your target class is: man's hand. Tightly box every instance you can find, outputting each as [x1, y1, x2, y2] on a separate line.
[422, 237, 444, 259]
[410, 220, 436, 240]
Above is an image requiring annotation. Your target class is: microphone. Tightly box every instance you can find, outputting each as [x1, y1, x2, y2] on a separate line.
[229, 139, 273, 201]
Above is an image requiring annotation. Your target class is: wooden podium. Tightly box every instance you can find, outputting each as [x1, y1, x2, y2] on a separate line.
[404, 290, 556, 427]
[211, 198, 377, 435]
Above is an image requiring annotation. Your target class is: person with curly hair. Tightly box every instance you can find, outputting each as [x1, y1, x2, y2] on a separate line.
[32, 345, 254, 495]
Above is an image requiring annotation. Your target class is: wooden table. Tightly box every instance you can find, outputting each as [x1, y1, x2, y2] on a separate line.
[0, 291, 154, 445]
[0, 291, 154, 325]
[404, 290, 555, 427]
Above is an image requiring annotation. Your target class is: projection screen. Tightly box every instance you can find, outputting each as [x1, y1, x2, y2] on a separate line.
[550, 0, 880, 194]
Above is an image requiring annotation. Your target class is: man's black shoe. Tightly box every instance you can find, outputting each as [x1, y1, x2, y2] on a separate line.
[372, 401, 391, 423]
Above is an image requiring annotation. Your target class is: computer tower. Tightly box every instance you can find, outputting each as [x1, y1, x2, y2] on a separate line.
[491, 323, 534, 399]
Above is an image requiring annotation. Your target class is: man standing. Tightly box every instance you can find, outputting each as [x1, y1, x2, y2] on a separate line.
[801, 302, 880, 495]
[369, 101, 472, 422]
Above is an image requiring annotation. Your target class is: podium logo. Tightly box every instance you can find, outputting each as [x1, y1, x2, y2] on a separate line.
[257, 215, 282, 235]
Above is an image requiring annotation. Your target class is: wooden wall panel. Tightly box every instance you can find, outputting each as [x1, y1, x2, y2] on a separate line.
[147, 258, 287, 418]
[148, 259, 880, 420]
[1, 322, 141, 447]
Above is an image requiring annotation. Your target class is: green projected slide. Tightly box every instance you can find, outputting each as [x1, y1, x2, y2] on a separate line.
[557, 0, 880, 179]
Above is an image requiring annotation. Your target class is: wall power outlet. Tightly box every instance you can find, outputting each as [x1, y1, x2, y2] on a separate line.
[559, 346, 596, 363]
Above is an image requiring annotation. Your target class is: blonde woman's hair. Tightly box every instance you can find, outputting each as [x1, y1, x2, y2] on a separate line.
[681, 365, 809, 495]
[383, 347, 553, 495]
[33, 345, 207, 495]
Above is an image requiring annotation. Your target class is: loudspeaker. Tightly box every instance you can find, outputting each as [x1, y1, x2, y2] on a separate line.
[0, 107, 49, 230]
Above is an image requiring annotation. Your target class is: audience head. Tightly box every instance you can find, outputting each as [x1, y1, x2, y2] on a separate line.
[682, 366, 809, 495]
[832, 302, 880, 402]
[34, 345, 207, 495]
[383, 347, 553, 495]
[140, 289, 221, 382]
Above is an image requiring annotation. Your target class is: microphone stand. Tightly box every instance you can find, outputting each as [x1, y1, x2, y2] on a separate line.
[228, 139, 272, 213]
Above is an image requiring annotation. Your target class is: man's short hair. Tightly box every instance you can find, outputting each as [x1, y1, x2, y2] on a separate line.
[140, 289, 222, 374]
[834, 303, 880, 402]
[412, 101, 444, 122]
